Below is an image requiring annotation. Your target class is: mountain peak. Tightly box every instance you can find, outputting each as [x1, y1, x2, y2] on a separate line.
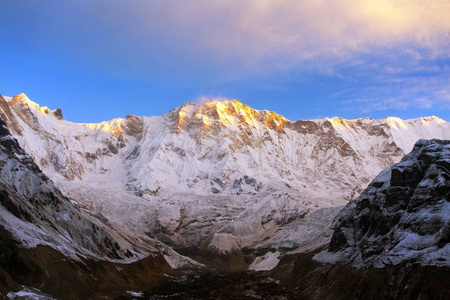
[10, 93, 63, 119]
[11, 93, 31, 104]
[173, 99, 288, 131]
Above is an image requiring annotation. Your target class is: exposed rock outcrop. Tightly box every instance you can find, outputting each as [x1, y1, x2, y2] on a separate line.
[317, 139, 450, 267]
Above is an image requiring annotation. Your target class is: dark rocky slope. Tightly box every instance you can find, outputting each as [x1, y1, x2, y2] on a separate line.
[0, 228, 171, 299]
[319, 138, 450, 267]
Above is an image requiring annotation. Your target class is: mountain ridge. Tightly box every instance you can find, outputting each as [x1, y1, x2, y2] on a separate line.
[4, 92, 447, 124]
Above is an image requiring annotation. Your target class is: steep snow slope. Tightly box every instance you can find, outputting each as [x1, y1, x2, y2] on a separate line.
[317, 139, 450, 267]
[1, 93, 449, 268]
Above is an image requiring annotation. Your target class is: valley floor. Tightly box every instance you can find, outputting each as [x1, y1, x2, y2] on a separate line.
[117, 249, 450, 300]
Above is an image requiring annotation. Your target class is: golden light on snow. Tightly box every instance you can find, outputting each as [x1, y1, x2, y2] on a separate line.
[11, 93, 53, 116]
[111, 126, 122, 137]
[177, 110, 189, 130]
[83, 119, 124, 136]
[176, 99, 289, 132]
[329, 118, 352, 130]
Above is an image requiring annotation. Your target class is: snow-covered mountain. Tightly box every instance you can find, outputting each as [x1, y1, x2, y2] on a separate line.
[3, 94, 449, 197]
[1, 93, 449, 270]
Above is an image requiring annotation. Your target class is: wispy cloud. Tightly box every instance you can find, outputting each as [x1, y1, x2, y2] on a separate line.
[126, 0, 450, 68]
[435, 89, 450, 109]
[341, 96, 432, 114]
[194, 95, 232, 104]
[337, 75, 450, 115]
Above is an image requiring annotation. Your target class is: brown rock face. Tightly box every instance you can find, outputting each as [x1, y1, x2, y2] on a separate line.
[272, 250, 450, 300]
[53, 108, 63, 120]
[123, 114, 144, 140]
[0, 95, 23, 136]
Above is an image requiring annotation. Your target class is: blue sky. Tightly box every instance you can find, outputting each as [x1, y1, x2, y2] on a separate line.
[1, 1, 449, 122]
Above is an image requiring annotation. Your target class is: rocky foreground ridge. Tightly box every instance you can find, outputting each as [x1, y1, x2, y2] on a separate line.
[319, 139, 450, 267]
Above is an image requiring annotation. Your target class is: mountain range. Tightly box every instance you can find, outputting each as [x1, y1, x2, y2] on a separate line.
[0, 93, 449, 299]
